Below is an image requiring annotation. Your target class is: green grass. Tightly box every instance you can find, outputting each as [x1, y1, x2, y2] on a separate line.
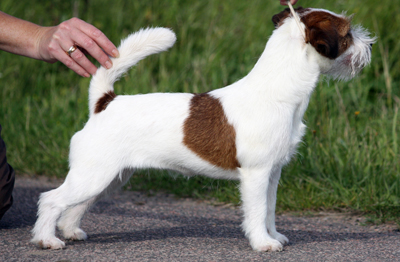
[0, 0, 399, 224]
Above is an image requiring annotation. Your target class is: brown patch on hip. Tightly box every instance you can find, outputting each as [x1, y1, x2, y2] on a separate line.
[183, 93, 240, 170]
[95, 91, 117, 114]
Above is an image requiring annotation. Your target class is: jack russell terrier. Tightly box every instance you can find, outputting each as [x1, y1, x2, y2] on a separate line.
[32, 7, 375, 251]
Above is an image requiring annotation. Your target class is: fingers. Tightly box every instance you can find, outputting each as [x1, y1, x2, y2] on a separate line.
[65, 26, 112, 73]
[38, 17, 118, 77]
[280, 0, 298, 5]
[44, 32, 91, 77]
[49, 33, 94, 77]
[67, 46, 96, 77]
[66, 18, 119, 67]
[74, 19, 119, 58]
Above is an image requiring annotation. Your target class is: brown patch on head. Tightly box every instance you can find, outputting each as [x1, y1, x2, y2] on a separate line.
[272, 7, 309, 28]
[301, 11, 353, 59]
[183, 93, 240, 170]
[95, 91, 117, 114]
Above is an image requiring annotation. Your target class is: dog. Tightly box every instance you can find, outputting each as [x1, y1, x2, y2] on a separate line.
[31, 7, 375, 251]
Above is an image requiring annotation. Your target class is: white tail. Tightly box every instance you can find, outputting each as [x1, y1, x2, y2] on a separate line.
[88, 27, 177, 116]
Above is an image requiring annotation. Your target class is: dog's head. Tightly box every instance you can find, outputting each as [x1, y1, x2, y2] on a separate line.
[272, 7, 376, 80]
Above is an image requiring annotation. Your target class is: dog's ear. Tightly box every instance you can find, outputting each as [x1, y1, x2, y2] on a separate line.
[272, 8, 290, 28]
[306, 26, 339, 59]
[272, 7, 306, 28]
[302, 11, 353, 59]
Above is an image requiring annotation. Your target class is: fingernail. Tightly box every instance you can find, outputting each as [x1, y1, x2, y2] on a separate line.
[84, 73, 91, 78]
[105, 60, 112, 69]
[111, 49, 120, 58]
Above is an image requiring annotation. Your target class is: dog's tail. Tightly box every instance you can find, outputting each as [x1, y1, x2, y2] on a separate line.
[88, 27, 176, 116]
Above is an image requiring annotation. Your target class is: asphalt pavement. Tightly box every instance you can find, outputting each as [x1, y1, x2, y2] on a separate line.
[0, 175, 399, 262]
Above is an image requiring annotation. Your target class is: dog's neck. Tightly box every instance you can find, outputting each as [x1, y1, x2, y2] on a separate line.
[244, 17, 321, 105]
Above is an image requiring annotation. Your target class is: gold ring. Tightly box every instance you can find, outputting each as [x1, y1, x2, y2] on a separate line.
[66, 45, 77, 56]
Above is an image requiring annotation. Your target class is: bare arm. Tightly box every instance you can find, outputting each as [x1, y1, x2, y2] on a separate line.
[0, 11, 43, 59]
[0, 11, 119, 77]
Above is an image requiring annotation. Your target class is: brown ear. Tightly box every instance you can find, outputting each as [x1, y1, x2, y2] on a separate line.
[272, 8, 290, 28]
[301, 11, 353, 59]
[306, 27, 339, 59]
[272, 7, 306, 28]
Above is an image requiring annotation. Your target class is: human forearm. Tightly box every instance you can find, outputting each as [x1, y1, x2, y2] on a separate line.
[0, 11, 118, 77]
[0, 11, 47, 60]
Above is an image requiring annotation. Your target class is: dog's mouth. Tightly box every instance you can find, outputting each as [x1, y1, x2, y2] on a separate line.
[337, 52, 365, 79]
[343, 54, 353, 66]
[343, 53, 359, 75]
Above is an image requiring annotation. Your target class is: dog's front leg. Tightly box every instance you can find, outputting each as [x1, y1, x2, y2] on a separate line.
[266, 166, 289, 245]
[239, 167, 283, 252]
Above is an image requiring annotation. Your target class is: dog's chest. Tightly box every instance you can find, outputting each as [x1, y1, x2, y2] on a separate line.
[285, 100, 310, 163]
[202, 89, 312, 168]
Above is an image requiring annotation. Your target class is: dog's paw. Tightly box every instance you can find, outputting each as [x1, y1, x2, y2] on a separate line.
[270, 231, 289, 245]
[252, 238, 284, 252]
[31, 237, 66, 250]
[63, 228, 87, 241]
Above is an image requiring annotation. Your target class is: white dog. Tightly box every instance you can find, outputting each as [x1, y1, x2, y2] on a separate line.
[31, 7, 375, 251]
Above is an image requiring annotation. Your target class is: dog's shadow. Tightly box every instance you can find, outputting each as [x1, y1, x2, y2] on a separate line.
[0, 179, 396, 248]
[80, 212, 395, 247]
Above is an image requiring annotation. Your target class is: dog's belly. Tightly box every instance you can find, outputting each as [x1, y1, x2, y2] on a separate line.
[164, 159, 241, 180]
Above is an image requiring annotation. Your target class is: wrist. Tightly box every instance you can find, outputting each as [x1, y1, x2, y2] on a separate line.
[34, 26, 57, 62]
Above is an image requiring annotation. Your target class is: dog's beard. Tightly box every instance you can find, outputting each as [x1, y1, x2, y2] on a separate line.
[325, 25, 376, 81]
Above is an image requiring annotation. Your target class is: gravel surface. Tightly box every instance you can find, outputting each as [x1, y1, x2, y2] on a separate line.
[0, 175, 399, 262]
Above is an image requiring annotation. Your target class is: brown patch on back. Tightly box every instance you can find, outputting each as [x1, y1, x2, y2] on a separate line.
[183, 93, 240, 170]
[301, 11, 353, 59]
[95, 91, 117, 114]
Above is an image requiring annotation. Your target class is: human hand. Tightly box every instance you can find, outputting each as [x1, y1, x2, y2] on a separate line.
[36, 18, 119, 77]
[280, 0, 298, 5]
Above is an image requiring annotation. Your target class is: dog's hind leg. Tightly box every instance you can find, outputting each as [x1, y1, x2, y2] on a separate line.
[31, 166, 131, 249]
[266, 167, 289, 245]
[56, 196, 97, 241]
[240, 167, 284, 252]
[30, 183, 71, 249]
[56, 168, 134, 241]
